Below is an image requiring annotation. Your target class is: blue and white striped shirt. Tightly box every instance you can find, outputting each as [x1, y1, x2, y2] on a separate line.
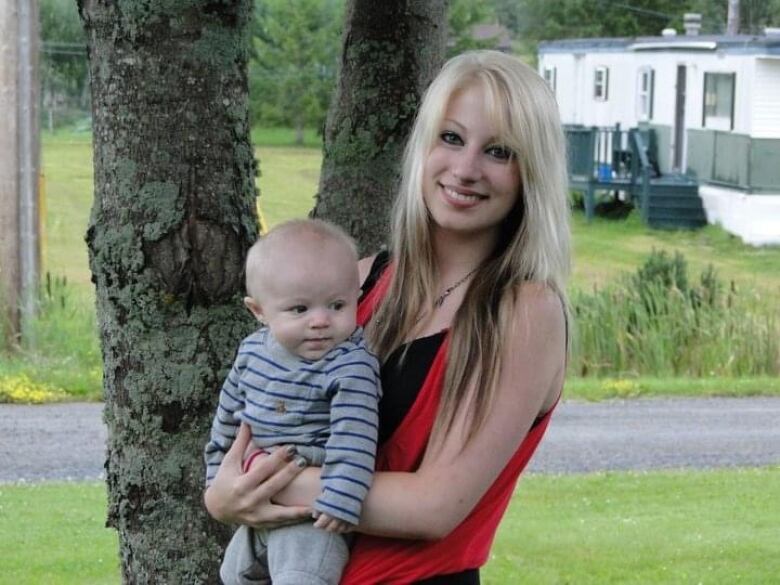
[205, 326, 381, 525]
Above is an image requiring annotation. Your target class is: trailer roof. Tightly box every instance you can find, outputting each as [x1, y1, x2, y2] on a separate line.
[539, 34, 780, 55]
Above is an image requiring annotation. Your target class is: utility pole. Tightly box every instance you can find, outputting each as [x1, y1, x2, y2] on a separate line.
[727, 0, 740, 35]
[0, 0, 41, 343]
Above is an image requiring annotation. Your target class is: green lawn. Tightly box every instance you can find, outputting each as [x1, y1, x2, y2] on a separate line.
[571, 211, 780, 292]
[2, 129, 778, 403]
[488, 467, 780, 584]
[40, 130, 780, 294]
[3, 467, 778, 584]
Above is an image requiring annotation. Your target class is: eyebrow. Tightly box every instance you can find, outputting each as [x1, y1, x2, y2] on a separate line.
[442, 118, 465, 130]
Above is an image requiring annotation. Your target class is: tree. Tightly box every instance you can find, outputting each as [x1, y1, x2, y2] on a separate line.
[687, 0, 780, 34]
[40, 0, 89, 129]
[249, 0, 344, 143]
[515, 0, 780, 43]
[517, 0, 686, 43]
[77, 0, 258, 580]
[448, 0, 497, 57]
[489, 0, 524, 35]
[312, 0, 448, 254]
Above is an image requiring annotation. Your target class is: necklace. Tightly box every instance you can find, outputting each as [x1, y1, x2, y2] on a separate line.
[433, 267, 480, 308]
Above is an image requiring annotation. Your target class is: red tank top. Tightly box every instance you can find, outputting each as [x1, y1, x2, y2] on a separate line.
[345, 264, 558, 584]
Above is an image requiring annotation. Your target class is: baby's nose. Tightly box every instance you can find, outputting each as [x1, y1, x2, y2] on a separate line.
[309, 309, 330, 328]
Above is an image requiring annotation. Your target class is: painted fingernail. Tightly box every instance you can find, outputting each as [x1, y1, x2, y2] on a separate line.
[295, 456, 307, 468]
[286, 445, 298, 457]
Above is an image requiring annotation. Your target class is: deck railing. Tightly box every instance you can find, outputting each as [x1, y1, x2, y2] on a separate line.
[564, 124, 656, 219]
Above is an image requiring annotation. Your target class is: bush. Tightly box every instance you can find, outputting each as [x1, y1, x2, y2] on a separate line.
[0, 273, 102, 400]
[570, 250, 780, 378]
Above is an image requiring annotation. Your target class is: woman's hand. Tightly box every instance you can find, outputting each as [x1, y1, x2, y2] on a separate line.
[203, 424, 312, 528]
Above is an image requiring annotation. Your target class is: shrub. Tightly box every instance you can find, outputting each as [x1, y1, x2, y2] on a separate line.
[570, 250, 780, 378]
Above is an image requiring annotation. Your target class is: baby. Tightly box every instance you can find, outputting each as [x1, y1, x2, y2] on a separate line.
[205, 218, 381, 585]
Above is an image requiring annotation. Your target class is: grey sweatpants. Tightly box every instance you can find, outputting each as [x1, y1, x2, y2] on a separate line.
[220, 523, 349, 585]
[220, 445, 350, 585]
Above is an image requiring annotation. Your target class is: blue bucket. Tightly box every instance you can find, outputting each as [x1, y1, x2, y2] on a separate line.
[597, 163, 611, 181]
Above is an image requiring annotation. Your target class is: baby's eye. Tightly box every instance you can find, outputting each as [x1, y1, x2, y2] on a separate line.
[289, 305, 307, 314]
[331, 300, 346, 311]
[440, 131, 463, 146]
[486, 144, 513, 161]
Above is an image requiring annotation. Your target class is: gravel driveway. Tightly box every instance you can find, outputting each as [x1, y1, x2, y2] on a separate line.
[1, 397, 779, 482]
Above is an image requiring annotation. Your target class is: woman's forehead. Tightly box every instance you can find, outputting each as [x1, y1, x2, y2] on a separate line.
[441, 83, 515, 144]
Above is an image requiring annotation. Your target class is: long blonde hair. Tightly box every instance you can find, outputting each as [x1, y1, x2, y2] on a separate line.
[367, 51, 570, 446]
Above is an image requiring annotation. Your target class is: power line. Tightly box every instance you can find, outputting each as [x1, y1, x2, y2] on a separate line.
[597, 1, 675, 21]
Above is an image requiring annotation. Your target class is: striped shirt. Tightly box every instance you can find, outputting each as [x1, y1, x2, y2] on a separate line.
[204, 326, 381, 525]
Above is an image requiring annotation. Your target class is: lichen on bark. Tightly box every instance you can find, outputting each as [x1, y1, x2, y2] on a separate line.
[313, 0, 447, 255]
[78, 0, 257, 580]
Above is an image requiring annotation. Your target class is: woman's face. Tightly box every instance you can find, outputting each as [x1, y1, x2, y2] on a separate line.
[422, 84, 522, 240]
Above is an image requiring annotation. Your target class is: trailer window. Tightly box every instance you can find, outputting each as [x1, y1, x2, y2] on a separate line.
[543, 66, 557, 93]
[637, 67, 654, 120]
[594, 66, 609, 101]
[703, 72, 735, 131]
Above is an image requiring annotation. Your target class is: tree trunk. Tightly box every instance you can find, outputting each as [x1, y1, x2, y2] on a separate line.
[312, 0, 448, 255]
[295, 116, 305, 146]
[78, 1, 258, 581]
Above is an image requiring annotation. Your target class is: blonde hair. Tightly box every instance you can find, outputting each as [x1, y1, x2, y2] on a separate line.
[367, 51, 570, 446]
[245, 218, 358, 300]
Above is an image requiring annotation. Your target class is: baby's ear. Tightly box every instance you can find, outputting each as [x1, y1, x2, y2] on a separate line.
[244, 297, 264, 321]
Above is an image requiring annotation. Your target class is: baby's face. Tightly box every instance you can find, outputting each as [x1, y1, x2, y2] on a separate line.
[249, 241, 359, 361]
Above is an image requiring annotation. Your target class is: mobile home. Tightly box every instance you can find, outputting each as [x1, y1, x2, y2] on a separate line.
[539, 30, 780, 245]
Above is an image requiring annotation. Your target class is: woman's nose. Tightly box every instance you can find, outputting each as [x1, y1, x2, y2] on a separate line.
[452, 148, 482, 182]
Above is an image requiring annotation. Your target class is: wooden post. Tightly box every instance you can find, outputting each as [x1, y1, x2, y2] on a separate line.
[0, 0, 21, 339]
[0, 0, 40, 343]
[17, 0, 41, 341]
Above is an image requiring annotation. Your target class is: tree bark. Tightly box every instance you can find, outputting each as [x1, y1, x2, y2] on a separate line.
[312, 0, 448, 255]
[78, 0, 258, 581]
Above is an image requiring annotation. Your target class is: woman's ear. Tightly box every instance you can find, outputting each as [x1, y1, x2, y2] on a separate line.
[244, 297, 264, 322]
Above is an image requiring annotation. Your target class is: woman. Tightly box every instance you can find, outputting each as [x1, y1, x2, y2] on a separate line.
[205, 50, 570, 584]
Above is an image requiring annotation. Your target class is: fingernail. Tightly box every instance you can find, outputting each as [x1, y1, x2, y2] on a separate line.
[295, 456, 307, 468]
[286, 445, 298, 458]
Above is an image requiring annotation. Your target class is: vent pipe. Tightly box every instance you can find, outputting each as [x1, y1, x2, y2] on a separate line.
[683, 13, 702, 36]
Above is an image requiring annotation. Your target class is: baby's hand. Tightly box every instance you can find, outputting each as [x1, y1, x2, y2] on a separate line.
[312, 511, 353, 534]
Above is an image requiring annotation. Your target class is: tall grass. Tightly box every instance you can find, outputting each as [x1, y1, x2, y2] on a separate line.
[570, 250, 780, 378]
[0, 274, 101, 401]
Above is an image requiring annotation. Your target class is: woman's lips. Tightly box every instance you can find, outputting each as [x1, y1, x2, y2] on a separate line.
[441, 184, 487, 208]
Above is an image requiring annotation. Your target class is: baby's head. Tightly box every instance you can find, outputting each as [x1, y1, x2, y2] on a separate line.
[244, 219, 360, 361]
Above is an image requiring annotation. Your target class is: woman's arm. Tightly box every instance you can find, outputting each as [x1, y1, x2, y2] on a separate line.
[276, 283, 566, 540]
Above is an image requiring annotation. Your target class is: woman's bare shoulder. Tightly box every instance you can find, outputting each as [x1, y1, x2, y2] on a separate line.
[510, 281, 566, 324]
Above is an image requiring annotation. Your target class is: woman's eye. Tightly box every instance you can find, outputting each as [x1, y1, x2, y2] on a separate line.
[486, 145, 513, 161]
[440, 131, 462, 146]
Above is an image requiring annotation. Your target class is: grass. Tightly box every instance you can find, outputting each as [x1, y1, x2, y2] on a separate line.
[250, 126, 323, 148]
[569, 258, 779, 378]
[571, 211, 780, 293]
[565, 375, 780, 401]
[2, 128, 778, 402]
[2, 468, 778, 584]
[0, 482, 118, 584]
[487, 466, 780, 584]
